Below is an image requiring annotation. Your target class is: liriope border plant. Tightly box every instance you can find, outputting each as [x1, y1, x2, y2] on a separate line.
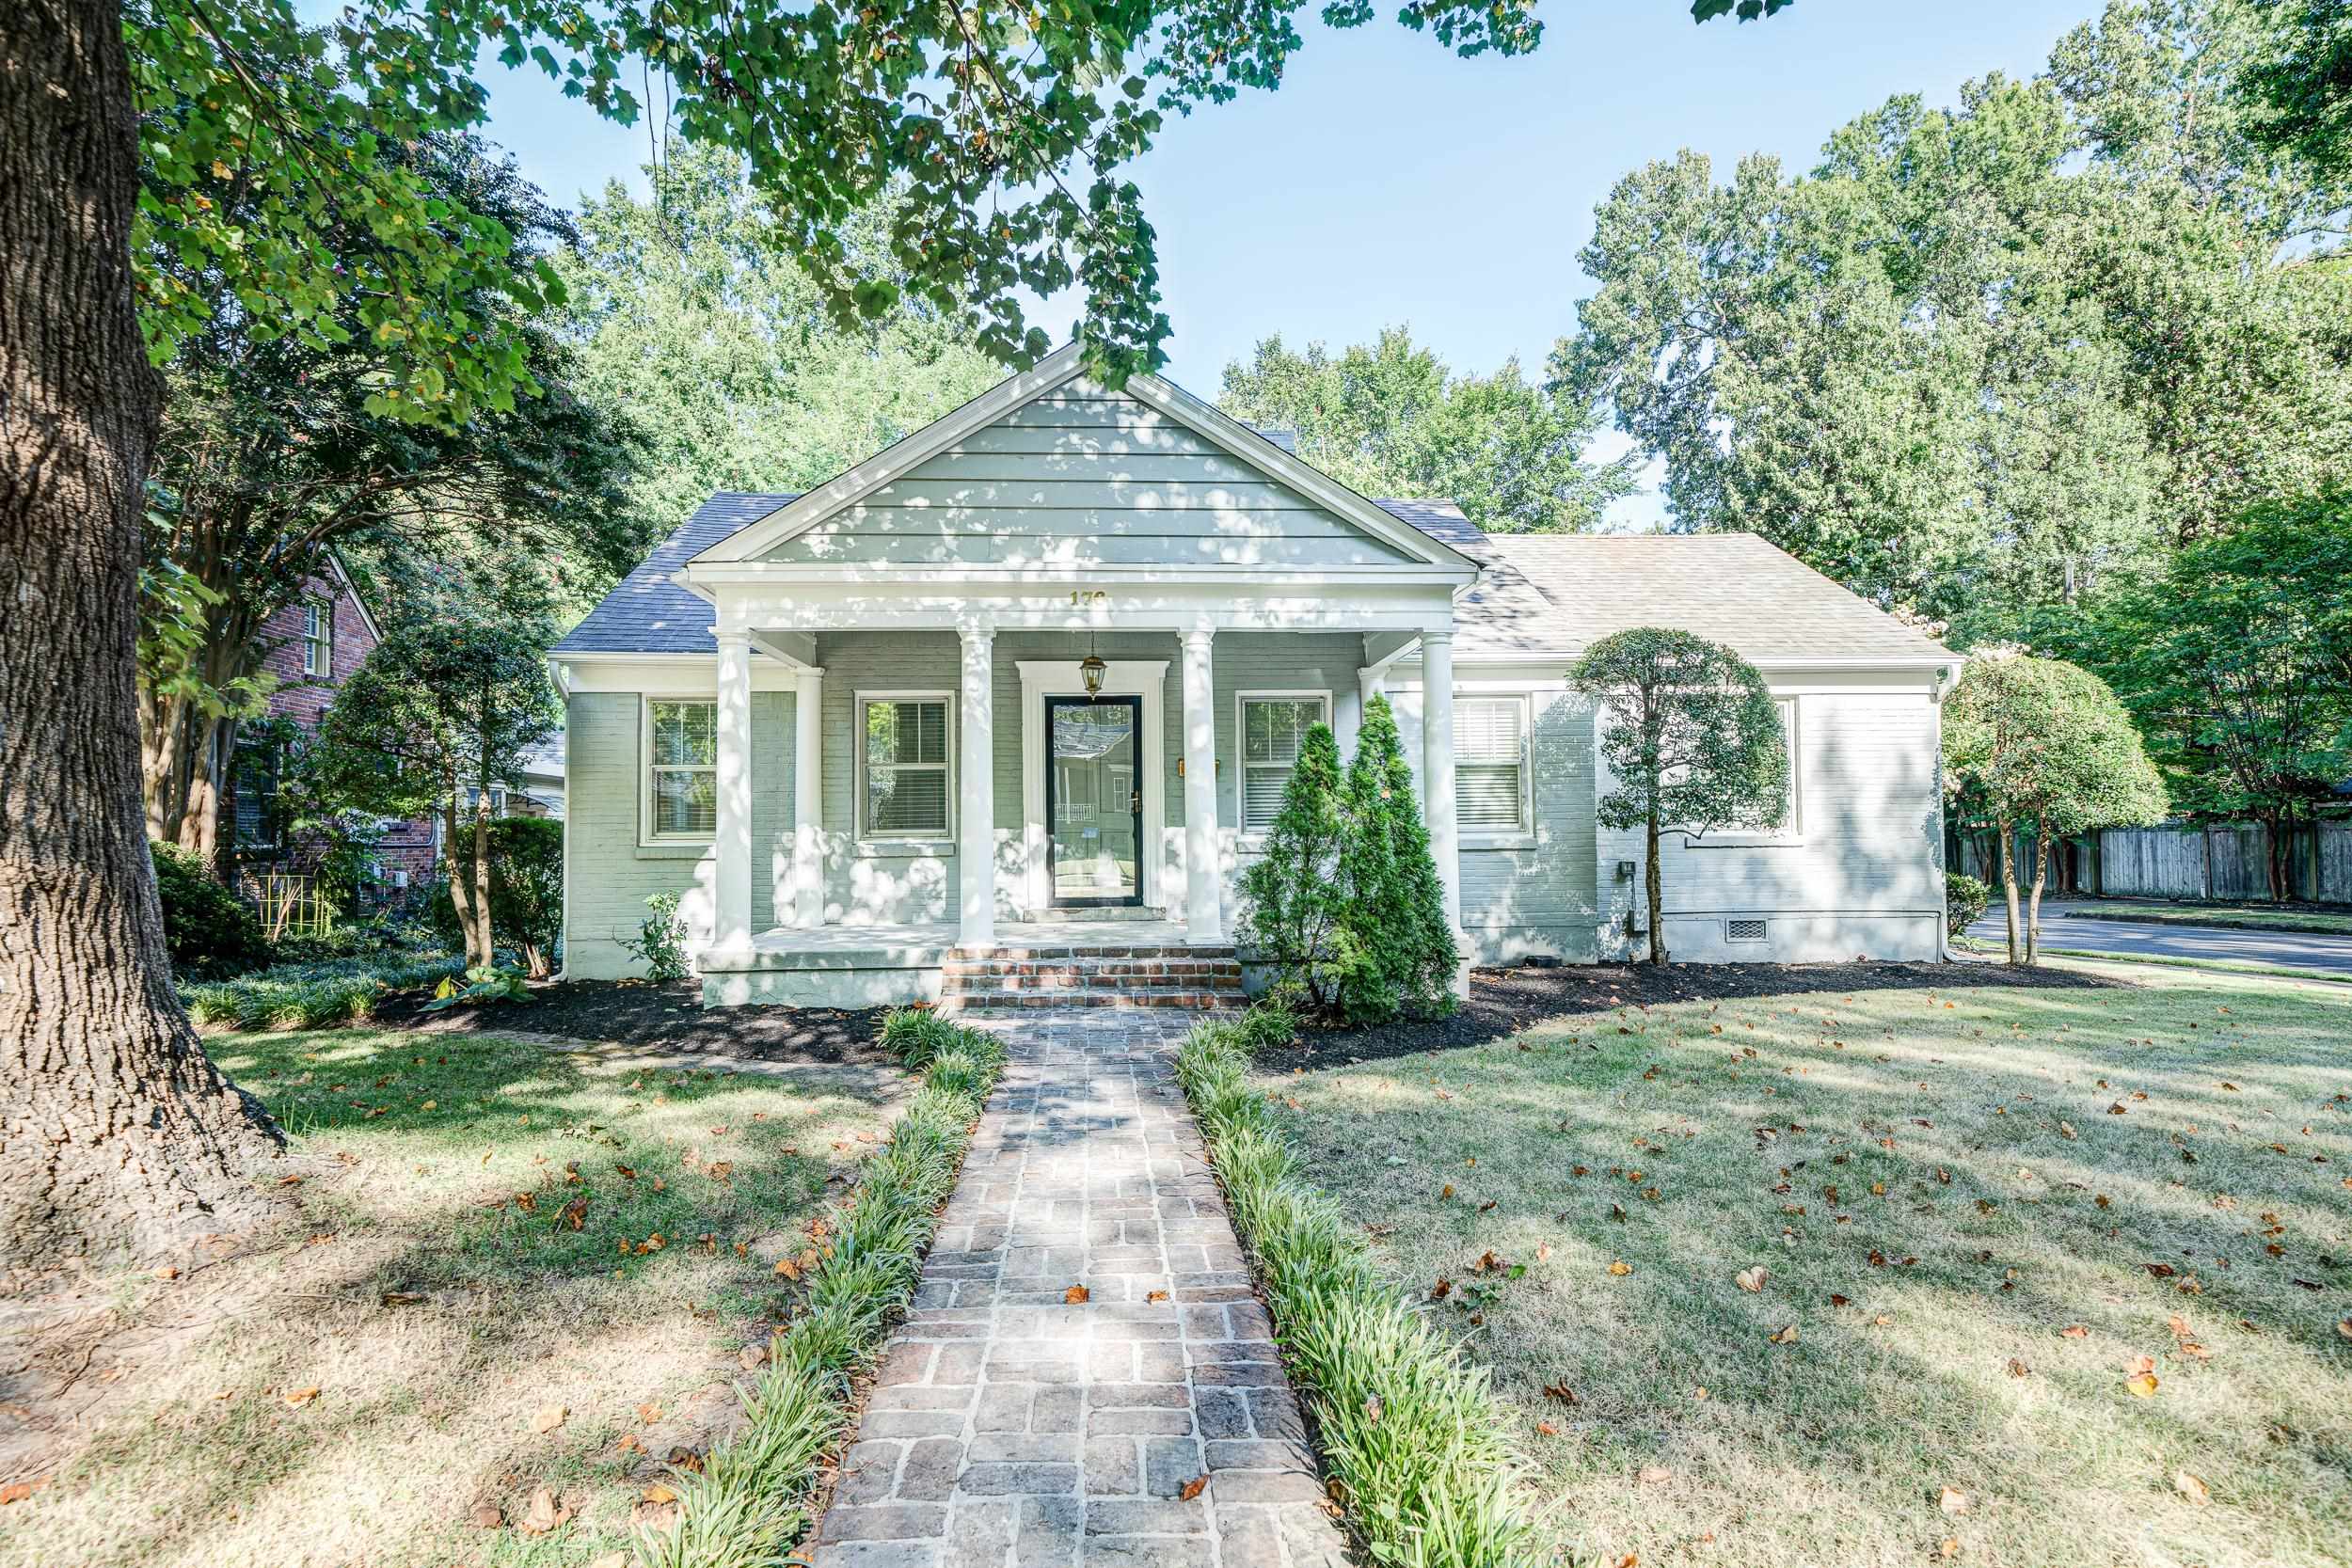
[632, 1006, 1006, 1568]
[1175, 1006, 1542, 1568]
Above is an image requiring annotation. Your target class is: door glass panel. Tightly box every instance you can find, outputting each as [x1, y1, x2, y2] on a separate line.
[1049, 698, 1140, 903]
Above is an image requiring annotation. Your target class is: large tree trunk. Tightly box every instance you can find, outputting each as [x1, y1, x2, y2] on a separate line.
[2026, 818, 2050, 967]
[1997, 818, 2023, 965]
[1644, 810, 1669, 966]
[1, 0, 282, 1280]
[470, 788, 494, 970]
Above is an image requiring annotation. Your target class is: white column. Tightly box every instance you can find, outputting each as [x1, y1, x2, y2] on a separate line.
[1419, 628, 1465, 983]
[1181, 628, 1223, 943]
[957, 626, 996, 947]
[711, 630, 754, 958]
[792, 666, 825, 928]
[1359, 665, 1386, 728]
[1334, 675, 1364, 760]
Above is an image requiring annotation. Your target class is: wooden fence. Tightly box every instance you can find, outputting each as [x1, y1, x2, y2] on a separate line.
[1958, 819, 2352, 905]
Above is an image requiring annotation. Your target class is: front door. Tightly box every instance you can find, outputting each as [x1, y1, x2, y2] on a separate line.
[1044, 695, 1143, 907]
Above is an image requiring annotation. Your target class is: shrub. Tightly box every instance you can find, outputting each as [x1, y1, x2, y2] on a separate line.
[268, 918, 442, 968]
[430, 817, 564, 976]
[182, 952, 466, 1031]
[620, 890, 691, 983]
[1946, 872, 1992, 938]
[633, 1010, 1006, 1568]
[1237, 722, 1363, 1012]
[151, 841, 269, 980]
[1175, 1006, 1539, 1567]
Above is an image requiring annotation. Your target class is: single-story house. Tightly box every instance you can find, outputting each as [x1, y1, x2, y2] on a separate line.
[552, 343, 1961, 1006]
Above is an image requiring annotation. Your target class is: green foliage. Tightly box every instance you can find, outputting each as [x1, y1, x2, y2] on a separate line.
[1946, 873, 1994, 937]
[1216, 326, 1637, 533]
[621, 892, 694, 986]
[431, 817, 564, 975]
[1237, 707, 1457, 1024]
[1339, 696, 1460, 1021]
[557, 143, 1002, 538]
[1561, 0, 2352, 643]
[633, 1015, 1004, 1568]
[151, 841, 268, 980]
[1173, 1012, 1540, 1567]
[421, 963, 532, 1011]
[181, 953, 467, 1031]
[2239, 0, 2352, 182]
[1573, 629, 1789, 839]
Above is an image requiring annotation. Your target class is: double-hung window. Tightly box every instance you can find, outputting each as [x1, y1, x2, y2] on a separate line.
[1454, 695, 1531, 838]
[861, 695, 952, 839]
[644, 700, 718, 840]
[1238, 693, 1330, 835]
[301, 598, 333, 677]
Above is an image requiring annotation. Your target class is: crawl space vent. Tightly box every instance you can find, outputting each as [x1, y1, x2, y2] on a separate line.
[1726, 918, 1769, 943]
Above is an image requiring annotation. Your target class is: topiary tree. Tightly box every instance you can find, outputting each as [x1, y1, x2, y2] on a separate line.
[1338, 694, 1459, 1021]
[1944, 652, 2169, 965]
[433, 817, 564, 978]
[1570, 628, 1789, 965]
[1237, 723, 1359, 1014]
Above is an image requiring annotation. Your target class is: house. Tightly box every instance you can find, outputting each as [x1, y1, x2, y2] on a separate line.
[233, 553, 437, 895]
[552, 344, 1962, 1006]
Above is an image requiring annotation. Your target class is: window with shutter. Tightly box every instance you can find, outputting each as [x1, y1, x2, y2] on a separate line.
[1238, 694, 1329, 834]
[1454, 696, 1529, 835]
[862, 696, 953, 838]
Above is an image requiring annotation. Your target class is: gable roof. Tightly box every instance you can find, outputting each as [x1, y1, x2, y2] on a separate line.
[1464, 532, 1955, 665]
[684, 343, 1483, 577]
[554, 492, 797, 656]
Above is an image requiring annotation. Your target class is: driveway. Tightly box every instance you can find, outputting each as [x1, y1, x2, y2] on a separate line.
[1965, 898, 2352, 975]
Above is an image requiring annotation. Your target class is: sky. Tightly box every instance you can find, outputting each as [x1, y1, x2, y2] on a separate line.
[448, 0, 2103, 526]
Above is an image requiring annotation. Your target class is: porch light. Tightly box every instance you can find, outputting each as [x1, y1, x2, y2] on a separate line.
[1080, 652, 1107, 696]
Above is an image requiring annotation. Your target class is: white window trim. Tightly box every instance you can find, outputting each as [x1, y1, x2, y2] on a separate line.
[855, 689, 956, 852]
[1686, 695, 1804, 847]
[300, 596, 333, 678]
[1234, 689, 1332, 848]
[640, 695, 719, 847]
[1455, 691, 1536, 849]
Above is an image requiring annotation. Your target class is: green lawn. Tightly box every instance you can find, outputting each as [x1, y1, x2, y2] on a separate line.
[1266, 965, 2352, 1568]
[2075, 899, 2352, 938]
[3, 1029, 900, 1568]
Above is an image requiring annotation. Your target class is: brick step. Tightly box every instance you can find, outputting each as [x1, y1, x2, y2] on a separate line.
[941, 961, 1241, 980]
[939, 974, 1242, 996]
[949, 943, 1237, 961]
[936, 988, 1234, 1013]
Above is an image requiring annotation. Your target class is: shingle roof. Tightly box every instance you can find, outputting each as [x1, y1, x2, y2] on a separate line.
[553, 492, 795, 655]
[1463, 532, 1954, 663]
[1371, 498, 1486, 550]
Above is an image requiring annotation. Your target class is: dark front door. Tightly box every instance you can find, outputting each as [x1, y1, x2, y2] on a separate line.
[1045, 695, 1143, 907]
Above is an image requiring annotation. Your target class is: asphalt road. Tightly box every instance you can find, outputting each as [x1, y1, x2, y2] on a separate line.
[1965, 898, 2352, 975]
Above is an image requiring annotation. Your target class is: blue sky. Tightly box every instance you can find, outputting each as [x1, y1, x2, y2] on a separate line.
[454, 0, 2099, 523]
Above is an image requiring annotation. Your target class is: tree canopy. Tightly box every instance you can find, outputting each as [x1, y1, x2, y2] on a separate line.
[1216, 326, 1638, 532]
[1560, 0, 2352, 645]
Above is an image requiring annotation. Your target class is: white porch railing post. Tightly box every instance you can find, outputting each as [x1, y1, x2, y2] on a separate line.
[711, 630, 754, 958]
[793, 666, 824, 928]
[1181, 628, 1223, 943]
[958, 626, 996, 947]
[1419, 626, 1466, 990]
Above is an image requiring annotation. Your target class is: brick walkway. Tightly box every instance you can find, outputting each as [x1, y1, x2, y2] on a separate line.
[809, 1010, 1349, 1568]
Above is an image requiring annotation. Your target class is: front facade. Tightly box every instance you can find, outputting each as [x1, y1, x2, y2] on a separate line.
[555, 346, 1961, 1005]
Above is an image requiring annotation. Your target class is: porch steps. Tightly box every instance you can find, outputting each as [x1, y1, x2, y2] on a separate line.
[937, 942, 1244, 1012]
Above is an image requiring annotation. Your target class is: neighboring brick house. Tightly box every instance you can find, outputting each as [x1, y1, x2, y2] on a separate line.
[232, 554, 440, 895]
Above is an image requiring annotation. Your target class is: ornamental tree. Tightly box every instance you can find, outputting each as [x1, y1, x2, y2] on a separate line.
[1570, 629, 1789, 966]
[2, 0, 1776, 1274]
[1943, 653, 2168, 965]
[1237, 722, 1356, 1015]
[1338, 694, 1459, 1020]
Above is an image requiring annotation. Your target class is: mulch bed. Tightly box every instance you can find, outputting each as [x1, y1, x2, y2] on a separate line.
[370, 979, 896, 1066]
[1280, 956, 2122, 1068]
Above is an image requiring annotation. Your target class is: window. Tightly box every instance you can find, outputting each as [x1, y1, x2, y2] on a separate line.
[1239, 693, 1330, 834]
[301, 597, 333, 677]
[1772, 697, 1802, 833]
[644, 700, 717, 840]
[861, 695, 952, 839]
[1454, 695, 1531, 836]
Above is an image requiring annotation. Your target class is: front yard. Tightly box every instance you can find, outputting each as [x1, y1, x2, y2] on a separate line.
[2, 1027, 903, 1568]
[1266, 964, 2352, 1568]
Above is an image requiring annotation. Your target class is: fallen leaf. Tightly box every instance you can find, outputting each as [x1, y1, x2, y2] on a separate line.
[1608, 1259, 1632, 1277]
[517, 1486, 567, 1535]
[2060, 1325, 2089, 1338]
[637, 1402, 663, 1423]
[1939, 1486, 1970, 1515]
[1736, 1266, 1769, 1293]
[380, 1291, 425, 1307]
[1769, 1323, 1801, 1345]
[1064, 1284, 1090, 1305]
[470, 1502, 502, 1529]
[532, 1404, 567, 1434]
[1638, 1465, 1674, 1485]
[282, 1386, 321, 1407]
[642, 1482, 677, 1504]
[1178, 1474, 1208, 1501]
[2125, 1372, 2161, 1398]
[773, 1257, 801, 1280]
[1147, 1290, 1170, 1304]
[1536, 1419, 1560, 1435]
[2173, 1470, 2209, 1506]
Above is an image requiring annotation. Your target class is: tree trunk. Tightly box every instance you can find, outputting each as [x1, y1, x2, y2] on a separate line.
[440, 784, 482, 971]
[1644, 810, 1669, 966]
[1997, 818, 2023, 965]
[470, 789, 494, 970]
[2026, 818, 2050, 966]
[1, 0, 283, 1279]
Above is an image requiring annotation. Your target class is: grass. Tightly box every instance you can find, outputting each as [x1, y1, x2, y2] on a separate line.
[1176, 1005, 1541, 1567]
[1262, 964, 2352, 1568]
[2072, 899, 2352, 938]
[181, 951, 468, 1030]
[0, 1028, 903, 1568]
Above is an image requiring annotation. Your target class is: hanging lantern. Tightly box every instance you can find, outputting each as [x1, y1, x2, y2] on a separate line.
[1080, 652, 1107, 696]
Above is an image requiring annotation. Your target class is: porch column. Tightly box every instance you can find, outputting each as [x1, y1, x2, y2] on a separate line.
[711, 630, 754, 958]
[792, 666, 824, 928]
[1358, 665, 1386, 728]
[1419, 627, 1465, 974]
[1181, 628, 1223, 942]
[958, 626, 996, 947]
[1334, 676, 1364, 759]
